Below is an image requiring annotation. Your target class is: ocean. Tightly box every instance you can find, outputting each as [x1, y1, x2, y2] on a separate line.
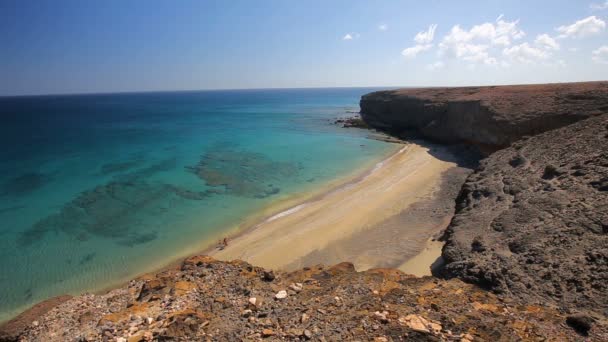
[0, 88, 395, 321]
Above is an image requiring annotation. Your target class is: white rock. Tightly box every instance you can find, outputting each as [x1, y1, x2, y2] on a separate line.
[289, 283, 303, 292]
[275, 290, 288, 299]
[248, 297, 257, 306]
[117, 338, 127, 342]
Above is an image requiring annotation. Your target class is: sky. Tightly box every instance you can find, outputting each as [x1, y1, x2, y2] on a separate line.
[1, 0, 608, 95]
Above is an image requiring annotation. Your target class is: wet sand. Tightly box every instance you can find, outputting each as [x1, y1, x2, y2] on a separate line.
[210, 142, 472, 274]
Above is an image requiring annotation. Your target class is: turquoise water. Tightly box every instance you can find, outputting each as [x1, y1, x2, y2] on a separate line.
[0, 88, 394, 321]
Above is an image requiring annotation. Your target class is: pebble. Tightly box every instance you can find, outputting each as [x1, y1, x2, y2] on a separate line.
[289, 283, 303, 292]
[262, 270, 275, 281]
[303, 329, 312, 340]
[275, 290, 287, 299]
[301, 313, 310, 323]
[249, 297, 257, 306]
[261, 328, 275, 337]
[373, 311, 389, 323]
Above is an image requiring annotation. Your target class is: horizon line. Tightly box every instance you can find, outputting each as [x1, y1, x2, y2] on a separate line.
[0, 85, 406, 99]
[2, 79, 605, 98]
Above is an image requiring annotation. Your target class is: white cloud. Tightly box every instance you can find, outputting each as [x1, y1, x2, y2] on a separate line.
[503, 42, 550, 63]
[378, 24, 388, 31]
[402, 24, 437, 58]
[592, 45, 608, 63]
[437, 16, 525, 65]
[535, 34, 560, 50]
[568, 47, 579, 52]
[590, 1, 608, 10]
[402, 44, 433, 58]
[426, 61, 445, 71]
[414, 24, 438, 44]
[556, 16, 606, 38]
[343, 33, 360, 40]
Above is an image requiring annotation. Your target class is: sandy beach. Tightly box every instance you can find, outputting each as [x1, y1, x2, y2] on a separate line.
[210, 142, 471, 275]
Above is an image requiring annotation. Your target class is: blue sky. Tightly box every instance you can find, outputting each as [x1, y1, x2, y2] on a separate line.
[1, 0, 607, 95]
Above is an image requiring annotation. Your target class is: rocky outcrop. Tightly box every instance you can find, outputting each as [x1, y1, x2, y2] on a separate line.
[0, 256, 596, 341]
[360, 82, 608, 149]
[441, 113, 608, 320]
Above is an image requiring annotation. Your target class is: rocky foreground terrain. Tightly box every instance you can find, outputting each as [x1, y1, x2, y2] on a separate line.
[2, 82, 608, 341]
[0, 256, 595, 341]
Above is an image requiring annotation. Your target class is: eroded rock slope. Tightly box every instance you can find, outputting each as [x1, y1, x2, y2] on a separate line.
[441, 114, 608, 318]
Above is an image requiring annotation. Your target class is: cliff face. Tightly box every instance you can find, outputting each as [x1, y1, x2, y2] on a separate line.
[441, 113, 608, 317]
[360, 82, 608, 148]
[0, 256, 586, 341]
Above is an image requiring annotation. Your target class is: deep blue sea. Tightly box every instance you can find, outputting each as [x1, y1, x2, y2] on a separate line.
[0, 88, 395, 321]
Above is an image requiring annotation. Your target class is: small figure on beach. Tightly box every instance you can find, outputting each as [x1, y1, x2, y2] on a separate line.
[217, 237, 229, 250]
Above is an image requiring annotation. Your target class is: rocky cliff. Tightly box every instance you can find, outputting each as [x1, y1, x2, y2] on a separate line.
[441, 113, 608, 320]
[360, 82, 608, 149]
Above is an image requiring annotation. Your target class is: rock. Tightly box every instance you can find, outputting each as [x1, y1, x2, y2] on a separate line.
[261, 328, 275, 337]
[289, 283, 303, 292]
[275, 290, 287, 299]
[248, 297, 257, 306]
[117, 338, 127, 342]
[241, 309, 253, 318]
[398, 314, 441, 334]
[262, 270, 275, 281]
[374, 337, 388, 342]
[373, 311, 389, 324]
[460, 333, 474, 342]
[303, 329, 312, 340]
[301, 313, 310, 323]
[566, 314, 595, 336]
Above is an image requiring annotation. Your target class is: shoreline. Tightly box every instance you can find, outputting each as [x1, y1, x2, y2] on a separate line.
[0, 139, 470, 324]
[92, 139, 406, 290]
[208, 141, 472, 273]
[0, 139, 404, 324]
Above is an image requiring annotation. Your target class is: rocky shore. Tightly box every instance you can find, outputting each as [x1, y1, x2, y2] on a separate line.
[2, 81, 608, 341]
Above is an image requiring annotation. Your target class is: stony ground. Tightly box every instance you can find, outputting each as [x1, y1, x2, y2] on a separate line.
[2, 255, 604, 341]
[441, 114, 608, 332]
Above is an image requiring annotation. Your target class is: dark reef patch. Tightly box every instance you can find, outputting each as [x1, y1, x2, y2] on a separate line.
[1, 172, 51, 197]
[186, 149, 299, 198]
[16, 157, 207, 248]
[100, 159, 144, 175]
[79, 253, 96, 265]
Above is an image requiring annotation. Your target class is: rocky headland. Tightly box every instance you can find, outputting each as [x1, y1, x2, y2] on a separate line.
[360, 82, 608, 150]
[2, 81, 608, 341]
